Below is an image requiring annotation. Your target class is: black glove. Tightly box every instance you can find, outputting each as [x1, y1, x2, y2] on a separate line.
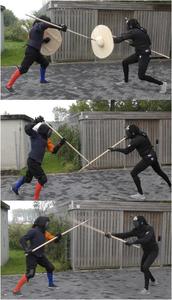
[60, 137, 66, 145]
[59, 24, 67, 32]
[34, 116, 44, 124]
[42, 37, 51, 44]
[25, 248, 32, 255]
[105, 232, 112, 238]
[125, 241, 134, 246]
[56, 232, 62, 240]
[108, 147, 115, 152]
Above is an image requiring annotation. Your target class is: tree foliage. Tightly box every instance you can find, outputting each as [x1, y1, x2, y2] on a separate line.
[4, 9, 18, 27]
[68, 100, 171, 113]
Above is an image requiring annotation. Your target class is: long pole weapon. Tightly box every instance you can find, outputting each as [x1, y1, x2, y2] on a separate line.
[81, 223, 140, 249]
[79, 137, 126, 172]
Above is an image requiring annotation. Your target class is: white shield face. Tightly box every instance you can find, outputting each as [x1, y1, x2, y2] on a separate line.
[40, 28, 62, 56]
[91, 25, 114, 59]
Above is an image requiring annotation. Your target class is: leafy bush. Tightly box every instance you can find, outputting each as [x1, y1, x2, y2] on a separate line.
[50, 123, 81, 169]
[5, 21, 28, 41]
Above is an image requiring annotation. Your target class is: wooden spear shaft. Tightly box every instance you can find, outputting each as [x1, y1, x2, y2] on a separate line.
[81, 223, 140, 249]
[79, 137, 126, 172]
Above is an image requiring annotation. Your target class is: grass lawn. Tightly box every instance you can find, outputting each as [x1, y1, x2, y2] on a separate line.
[1, 41, 26, 66]
[1, 249, 70, 275]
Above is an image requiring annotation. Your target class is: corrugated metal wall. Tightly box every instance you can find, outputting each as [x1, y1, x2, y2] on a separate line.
[78, 113, 171, 168]
[43, 2, 171, 61]
[51, 8, 97, 61]
[69, 203, 171, 270]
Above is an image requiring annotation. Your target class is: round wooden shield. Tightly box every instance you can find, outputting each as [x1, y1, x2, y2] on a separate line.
[41, 28, 62, 56]
[91, 25, 114, 59]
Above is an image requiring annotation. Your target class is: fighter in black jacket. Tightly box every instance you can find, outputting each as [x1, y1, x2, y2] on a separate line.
[105, 215, 159, 295]
[13, 216, 62, 295]
[6, 15, 67, 92]
[113, 19, 167, 93]
[109, 124, 171, 200]
[11, 116, 66, 200]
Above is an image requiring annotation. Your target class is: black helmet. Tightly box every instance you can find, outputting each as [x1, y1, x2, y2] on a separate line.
[33, 15, 51, 25]
[38, 123, 52, 139]
[33, 216, 50, 231]
[133, 215, 148, 228]
[125, 124, 140, 138]
[127, 18, 141, 30]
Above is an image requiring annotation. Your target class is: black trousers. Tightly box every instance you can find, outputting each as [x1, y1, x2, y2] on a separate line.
[122, 53, 163, 85]
[140, 248, 159, 289]
[19, 46, 49, 74]
[26, 254, 54, 280]
[24, 157, 47, 186]
[131, 155, 171, 194]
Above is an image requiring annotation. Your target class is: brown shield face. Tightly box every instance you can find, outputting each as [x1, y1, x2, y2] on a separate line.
[91, 25, 114, 59]
[40, 28, 62, 56]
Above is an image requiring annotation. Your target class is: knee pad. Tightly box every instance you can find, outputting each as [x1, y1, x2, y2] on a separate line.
[41, 61, 49, 69]
[19, 66, 29, 74]
[26, 268, 35, 280]
[38, 175, 47, 186]
[25, 176, 32, 183]
[46, 264, 55, 273]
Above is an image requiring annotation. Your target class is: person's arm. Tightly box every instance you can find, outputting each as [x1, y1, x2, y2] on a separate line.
[25, 116, 44, 136]
[39, 22, 67, 32]
[45, 231, 62, 243]
[105, 229, 136, 239]
[132, 228, 154, 245]
[113, 31, 135, 44]
[19, 229, 35, 253]
[47, 138, 66, 154]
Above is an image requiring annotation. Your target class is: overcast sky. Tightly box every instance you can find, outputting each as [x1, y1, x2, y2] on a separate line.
[0, 100, 76, 121]
[4, 201, 34, 222]
[1, 0, 45, 19]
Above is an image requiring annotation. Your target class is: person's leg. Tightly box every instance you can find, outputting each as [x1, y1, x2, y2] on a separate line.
[13, 255, 37, 294]
[6, 47, 36, 91]
[138, 54, 163, 85]
[28, 159, 47, 200]
[38, 256, 55, 287]
[151, 159, 171, 187]
[130, 159, 149, 197]
[12, 158, 34, 195]
[12, 176, 26, 195]
[122, 53, 138, 83]
[141, 249, 159, 291]
[36, 54, 49, 83]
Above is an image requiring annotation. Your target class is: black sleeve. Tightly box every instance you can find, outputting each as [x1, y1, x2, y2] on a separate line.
[19, 229, 35, 251]
[52, 142, 62, 154]
[114, 31, 135, 43]
[39, 22, 62, 31]
[113, 138, 140, 155]
[25, 122, 37, 137]
[111, 229, 136, 239]
[133, 228, 154, 245]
